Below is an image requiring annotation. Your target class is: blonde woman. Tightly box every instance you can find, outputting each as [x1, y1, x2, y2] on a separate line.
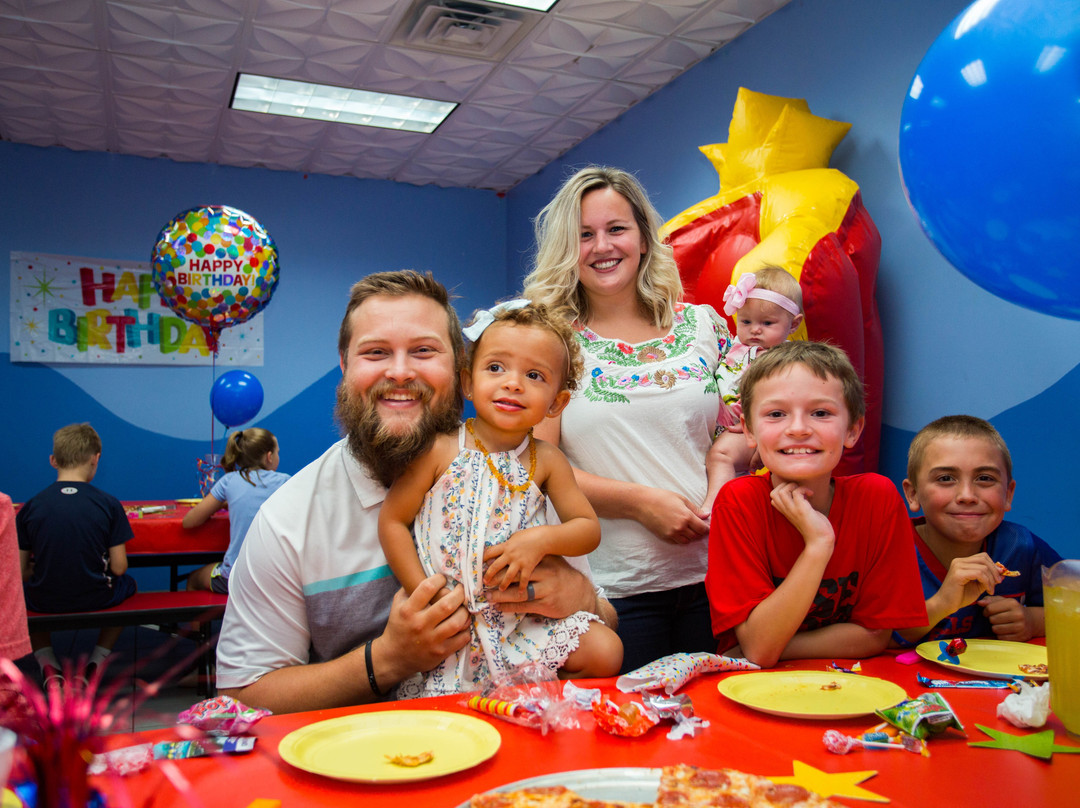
[524, 166, 732, 672]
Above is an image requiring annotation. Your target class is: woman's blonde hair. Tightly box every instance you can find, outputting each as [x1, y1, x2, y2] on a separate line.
[522, 166, 682, 330]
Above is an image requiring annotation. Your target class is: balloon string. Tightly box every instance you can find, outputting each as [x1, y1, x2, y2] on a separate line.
[210, 347, 217, 461]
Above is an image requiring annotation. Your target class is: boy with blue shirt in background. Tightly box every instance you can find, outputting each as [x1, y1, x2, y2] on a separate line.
[17, 423, 137, 685]
[894, 415, 1061, 646]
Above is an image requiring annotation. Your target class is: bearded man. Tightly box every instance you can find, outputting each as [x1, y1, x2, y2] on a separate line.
[217, 270, 613, 714]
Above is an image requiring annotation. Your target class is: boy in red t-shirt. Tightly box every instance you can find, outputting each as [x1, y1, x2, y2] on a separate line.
[706, 342, 926, 667]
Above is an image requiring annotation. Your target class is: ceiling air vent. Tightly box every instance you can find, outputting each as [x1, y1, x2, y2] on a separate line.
[398, 1, 540, 60]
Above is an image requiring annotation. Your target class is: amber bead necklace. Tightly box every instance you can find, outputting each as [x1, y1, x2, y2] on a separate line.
[465, 418, 536, 493]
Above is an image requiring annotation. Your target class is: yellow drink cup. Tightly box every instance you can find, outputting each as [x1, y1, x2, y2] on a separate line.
[1043, 560, 1080, 737]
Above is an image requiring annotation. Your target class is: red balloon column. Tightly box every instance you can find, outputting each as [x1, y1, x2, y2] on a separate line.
[662, 89, 883, 474]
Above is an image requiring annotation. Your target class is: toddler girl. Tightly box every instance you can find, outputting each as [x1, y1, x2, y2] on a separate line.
[703, 266, 804, 510]
[380, 300, 622, 697]
[183, 427, 290, 593]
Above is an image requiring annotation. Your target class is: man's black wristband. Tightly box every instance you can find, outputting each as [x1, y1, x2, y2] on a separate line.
[364, 639, 387, 697]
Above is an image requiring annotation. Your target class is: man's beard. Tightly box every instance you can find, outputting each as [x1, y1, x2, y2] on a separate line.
[335, 378, 461, 488]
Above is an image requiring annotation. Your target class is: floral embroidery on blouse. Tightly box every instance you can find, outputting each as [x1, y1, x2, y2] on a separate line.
[578, 304, 729, 404]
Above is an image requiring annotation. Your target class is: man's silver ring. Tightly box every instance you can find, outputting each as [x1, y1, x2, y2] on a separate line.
[526, 583, 535, 600]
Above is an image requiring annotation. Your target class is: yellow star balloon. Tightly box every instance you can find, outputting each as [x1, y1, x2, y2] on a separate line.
[768, 760, 889, 803]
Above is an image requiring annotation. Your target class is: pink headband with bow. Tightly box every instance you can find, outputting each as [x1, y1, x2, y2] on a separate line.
[722, 274, 800, 318]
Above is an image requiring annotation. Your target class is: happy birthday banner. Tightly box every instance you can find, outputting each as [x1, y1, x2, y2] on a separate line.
[9, 252, 263, 365]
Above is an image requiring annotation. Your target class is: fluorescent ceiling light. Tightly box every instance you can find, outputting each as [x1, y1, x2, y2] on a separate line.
[491, 0, 558, 9]
[231, 74, 456, 134]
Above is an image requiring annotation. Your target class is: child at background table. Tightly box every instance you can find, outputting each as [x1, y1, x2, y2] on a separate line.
[703, 266, 805, 511]
[705, 342, 926, 668]
[17, 423, 137, 686]
[183, 427, 290, 594]
[894, 415, 1062, 646]
[379, 301, 622, 697]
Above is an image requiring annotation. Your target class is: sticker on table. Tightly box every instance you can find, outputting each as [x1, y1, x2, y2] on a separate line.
[278, 710, 500, 783]
[718, 671, 907, 719]
[915, 640, 1047, 681]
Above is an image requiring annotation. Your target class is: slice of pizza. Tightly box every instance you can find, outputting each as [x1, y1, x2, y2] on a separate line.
[471, 785, 579, 808]
[995, 561, 1020, 577]
[657, 764, 843, 807]
[470, 786, 649, 808]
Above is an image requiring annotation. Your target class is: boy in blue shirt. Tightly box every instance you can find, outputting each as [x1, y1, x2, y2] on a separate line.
[895, 415, 1061, 645]
[17, 423, 137, 685]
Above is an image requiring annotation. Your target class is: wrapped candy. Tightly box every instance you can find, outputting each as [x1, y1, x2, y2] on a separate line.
[917, 672, 1018, 690]
[875, 693, 965, 740]
[997, 681, 1051, 728]
[177, 695, 270, 735]
[822, 728, 927, 756]
[592, 699, 660, 737]
[464, 663, 580, 734]
[642, 692, 709, 740]
[615, 652, 759, 695]
[937, 638, 968, 663]
[153, 736, 256, 759]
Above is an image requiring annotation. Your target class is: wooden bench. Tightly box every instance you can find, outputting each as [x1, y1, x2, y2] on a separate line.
[27, 590, 228, 696]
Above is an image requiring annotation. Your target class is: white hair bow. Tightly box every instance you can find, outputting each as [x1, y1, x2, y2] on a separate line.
[462, 298, 531, 342]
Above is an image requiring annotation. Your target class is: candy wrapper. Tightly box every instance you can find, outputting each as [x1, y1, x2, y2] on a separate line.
[464, 663, 580, 734]
[88, 736, 256, 773]
[562, 681, 601, 710]
[615, 652, 759, 695]
[875, 692, 965, 740]
[592, 698, 659, 737]
[997, 681, 1051, 728]
[917, 672, 1018, 690]
[642, 692, 709, 740]
[177, 695, 271, 735]
[153, 736, 256, 760]
[826, 661, 862, 674]
[88, 743, 155, 776]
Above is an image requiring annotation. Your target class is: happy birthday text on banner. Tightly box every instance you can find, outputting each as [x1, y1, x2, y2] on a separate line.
[9, 252, 264, 365]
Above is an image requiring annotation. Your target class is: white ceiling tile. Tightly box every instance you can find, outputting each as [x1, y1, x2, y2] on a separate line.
[254, 0, 402, 42]
[0, 0, 791, 190]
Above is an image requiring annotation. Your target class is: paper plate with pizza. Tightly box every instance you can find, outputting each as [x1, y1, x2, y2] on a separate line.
[915, 638, 1048, 681]
[463, 764, 844, 807]
[278, 710, 500, 783]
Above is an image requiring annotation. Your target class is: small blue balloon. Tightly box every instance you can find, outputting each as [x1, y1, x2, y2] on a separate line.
[899, 0, 1080, 319]
[210, 370, 263, 427]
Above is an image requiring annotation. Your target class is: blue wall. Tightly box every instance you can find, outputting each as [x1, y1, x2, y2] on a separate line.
[5, 0, 1078, 559]
[2, 143, 510, 501]
[505, 0, 1080, 559]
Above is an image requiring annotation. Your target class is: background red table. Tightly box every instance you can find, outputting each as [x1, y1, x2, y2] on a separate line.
[96, 648, 1078, 808]
[123, 501, 229, 590]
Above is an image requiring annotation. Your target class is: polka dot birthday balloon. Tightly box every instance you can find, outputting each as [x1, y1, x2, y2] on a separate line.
[151, 205, 279, 329]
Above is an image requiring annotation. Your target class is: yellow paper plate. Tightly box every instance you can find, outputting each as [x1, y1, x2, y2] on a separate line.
[175, 498, 202, 506]
[278, 710, 501, 783]
[718, 671, 907, 719]
[916, 639, 1048, 681]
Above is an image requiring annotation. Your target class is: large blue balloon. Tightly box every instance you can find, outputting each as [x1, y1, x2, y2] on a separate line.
[899, 0, 1080, 319]
[210, 370, 264, 427]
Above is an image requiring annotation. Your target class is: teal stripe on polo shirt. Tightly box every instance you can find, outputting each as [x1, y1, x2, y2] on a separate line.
[302, 564, 395, 597]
